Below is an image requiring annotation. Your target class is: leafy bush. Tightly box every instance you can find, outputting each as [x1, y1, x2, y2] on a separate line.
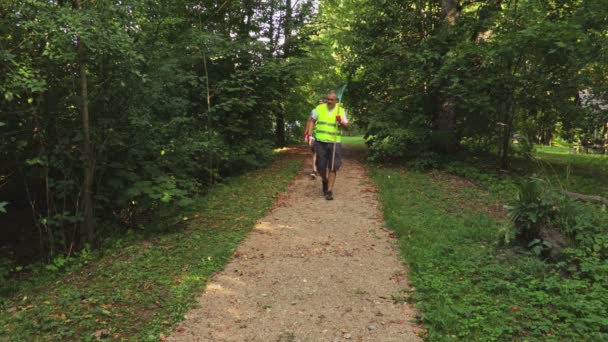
[367, 126, 431, 162]
[0, 258, 11, 283]
[407, 151, 440, 171]
[512, 135, 536, 162]
[507, 177, 558, 243]
[507, 176, 608, 262]
[562, 202, 608, 261]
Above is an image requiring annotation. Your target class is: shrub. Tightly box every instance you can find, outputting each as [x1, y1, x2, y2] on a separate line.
[512, 135, 536, 162]
[507, 177, 558, 243]
[367, 127, 431, 162]
[407, 151, 440, 171]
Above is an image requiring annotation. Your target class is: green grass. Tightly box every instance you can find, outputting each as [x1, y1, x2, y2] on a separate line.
[0, 149, 304, 341]
[447, 145, 608, 199]
[532, 146, 608, 197]
[341, 135, 366, 146]
[370, 167, 608, 341]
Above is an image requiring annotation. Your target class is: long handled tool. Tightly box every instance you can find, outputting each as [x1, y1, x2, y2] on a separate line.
[330, 84, 347, 174]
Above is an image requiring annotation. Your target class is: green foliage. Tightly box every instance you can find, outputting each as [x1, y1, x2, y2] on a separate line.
[407, 152, 440, 171]
[560, 202, 608, 261]
[0, 150, 304, 341]
[527, 238, 553, 257]
[0, 0, 319, 260]
[0, 258, 12, 291]
[444, 160, 518, 196]
[340, 136, 366, 146]
[508, 178, 559, 242]
[371, 166, 608, 340]
[532, 147, 608, 197]
[512, 136, 536, 162]
[322, 0, 608, 167]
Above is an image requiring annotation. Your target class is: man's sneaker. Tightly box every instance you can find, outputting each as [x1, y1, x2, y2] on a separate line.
[325, 191, 333, 200]
[310, 171, 317, 180]
[322, 181, 328, 195]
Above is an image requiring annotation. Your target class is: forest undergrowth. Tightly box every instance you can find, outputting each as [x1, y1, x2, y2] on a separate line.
[0, 149, 304, 341]
[371, 148, 608, 341]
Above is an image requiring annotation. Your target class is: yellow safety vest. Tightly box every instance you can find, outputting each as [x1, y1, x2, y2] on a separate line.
[315, 103, 344, 143]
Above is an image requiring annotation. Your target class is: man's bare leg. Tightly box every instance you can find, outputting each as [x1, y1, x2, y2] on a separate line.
[327, 171, 336, 192]
[324, 171, 336, 200]
[310, 152, 318, 179]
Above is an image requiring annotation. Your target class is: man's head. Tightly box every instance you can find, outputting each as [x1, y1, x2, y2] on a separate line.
[326, 90, 338, 109]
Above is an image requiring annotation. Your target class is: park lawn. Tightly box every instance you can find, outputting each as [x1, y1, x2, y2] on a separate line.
[0, 148, 305, 341]
[370, 166, 608, 341]
[341, 135, 366, 146]
[445, 145, 608, 201]
[532, 146, 608, 197]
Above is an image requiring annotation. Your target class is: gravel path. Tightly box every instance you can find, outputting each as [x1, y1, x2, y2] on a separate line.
[169, 145, 422, 342]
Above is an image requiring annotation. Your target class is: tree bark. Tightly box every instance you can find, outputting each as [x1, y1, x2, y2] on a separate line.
[500, 100, 515, 170]
[275, 110, 286, 147]
[432, 0, 461, 153]
[441, 0, 460, 25]
[432, 100, 457, 153]
[562, 190, 608, 206]
[274, 0, 292, 148]
[75, 0, 95, 247]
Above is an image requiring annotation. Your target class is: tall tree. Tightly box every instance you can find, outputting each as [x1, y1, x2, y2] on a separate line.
[73, 0, 95, 246]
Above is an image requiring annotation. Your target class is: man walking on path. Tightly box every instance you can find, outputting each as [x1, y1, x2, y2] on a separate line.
[305, 90, 350, 200]
[169, 140, 422, 342]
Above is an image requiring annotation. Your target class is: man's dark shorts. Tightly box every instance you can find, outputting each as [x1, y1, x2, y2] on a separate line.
[315, 141, 342, 172]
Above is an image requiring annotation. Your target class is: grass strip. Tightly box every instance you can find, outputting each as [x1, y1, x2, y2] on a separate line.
[341, 135, 366, 146]
[0, 148, 304, 341]
[370, 167, 608, 341]
[532, 147, 608, 197]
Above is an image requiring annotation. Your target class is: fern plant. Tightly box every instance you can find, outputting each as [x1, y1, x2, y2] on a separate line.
[507, 177, 557, 243]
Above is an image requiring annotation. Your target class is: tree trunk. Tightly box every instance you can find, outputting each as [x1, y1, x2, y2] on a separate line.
[283, 0, 293, 56]
[274, 0, 292, 147]
[75, 0, 95, 247]
[500, 101, 515, 170]
[441, 0, 460, 25]
[432, 100, 457, 153]
[562, 190, 608, 206]
[275, 110, 286, 147]
[432, 0, 461, 153]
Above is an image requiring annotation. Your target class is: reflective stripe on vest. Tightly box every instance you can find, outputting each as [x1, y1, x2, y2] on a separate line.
[315, 104, 344, 143]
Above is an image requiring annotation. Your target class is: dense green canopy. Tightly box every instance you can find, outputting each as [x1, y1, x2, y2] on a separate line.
[1, 0, 607, 258]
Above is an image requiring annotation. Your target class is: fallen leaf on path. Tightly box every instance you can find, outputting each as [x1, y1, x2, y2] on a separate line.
[93, 329, 110, 340]
[48, 313, 67, 320]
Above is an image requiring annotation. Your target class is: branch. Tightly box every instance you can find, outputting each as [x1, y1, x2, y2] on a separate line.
[561, 190, 608, 206]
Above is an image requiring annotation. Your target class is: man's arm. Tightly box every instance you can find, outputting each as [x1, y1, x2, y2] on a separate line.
[305, 109, 319, 137]
[304, 118, 314, 135]
[337, 110, 351, 129]
[305, 117, 316, 136]
[338, 119, 351, 129]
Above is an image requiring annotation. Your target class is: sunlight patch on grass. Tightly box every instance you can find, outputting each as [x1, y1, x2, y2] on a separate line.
[273, 146, 297, 153]
[341, 136, 366, 146]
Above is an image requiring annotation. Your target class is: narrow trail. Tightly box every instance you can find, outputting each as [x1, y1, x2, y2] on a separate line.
[169, 145, 421, 342]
